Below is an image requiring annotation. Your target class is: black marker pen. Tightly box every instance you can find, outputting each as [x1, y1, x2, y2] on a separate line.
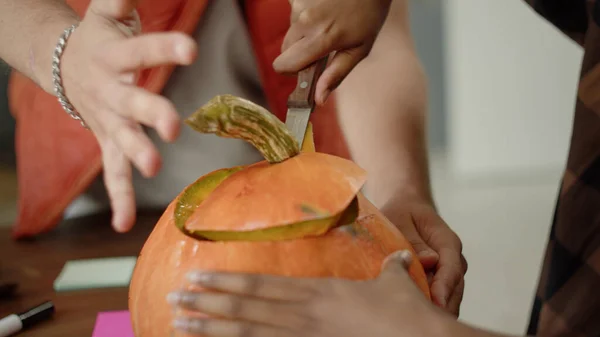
[0, 301, 55, 336]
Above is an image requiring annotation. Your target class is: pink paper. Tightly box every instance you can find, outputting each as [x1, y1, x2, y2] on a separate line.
[91, 310, 134, 337]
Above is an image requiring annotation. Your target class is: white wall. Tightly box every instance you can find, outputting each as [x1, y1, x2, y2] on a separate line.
[409, 0, 447, 149]
[443, 0, 584, 180]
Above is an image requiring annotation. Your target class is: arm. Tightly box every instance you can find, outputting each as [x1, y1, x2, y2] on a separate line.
[447, 323, 521, 337]
[166, 251, 525, 337]
[0, 0, 194, 232]
[334, 1, 467, 315]
[334, 0, 432, 208]
[0, 0, 80, 94]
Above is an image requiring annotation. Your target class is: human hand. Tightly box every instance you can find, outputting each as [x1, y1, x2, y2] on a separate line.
[381, 198, 468, 316]
[57, 0, 197, 232]
[275, 0, 393, 105]
[167, 250, 453, 337]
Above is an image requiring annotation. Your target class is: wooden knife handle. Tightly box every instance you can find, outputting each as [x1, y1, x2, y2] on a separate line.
[287, 56, 329, 109]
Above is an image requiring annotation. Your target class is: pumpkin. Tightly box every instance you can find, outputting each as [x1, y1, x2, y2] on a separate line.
[128, 95, 431, 337]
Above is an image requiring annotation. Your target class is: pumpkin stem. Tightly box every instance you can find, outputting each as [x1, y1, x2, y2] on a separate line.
[185, 94, 300, 163]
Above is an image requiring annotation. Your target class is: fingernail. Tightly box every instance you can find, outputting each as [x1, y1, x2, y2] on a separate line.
[172, 317, 188, 330]
[401, 250, 413, 264]
[433, 287, 448, 307]
[176, 42, 187, 59]
[384, 250, 412, 266]
[166, 291, 181, 305]
[176, 41, 194, 63]
[186, 270, 212, 284]
[137, 153, 150, 174]
[167, 291, 198, 306]
[112, 214, 126, 233]
[272, 57, 282, 69]
[173, 317, 204, 332]
[439, 296, 447, 307]
[172, 317, 196, 331]
[418, 250, 436, 258]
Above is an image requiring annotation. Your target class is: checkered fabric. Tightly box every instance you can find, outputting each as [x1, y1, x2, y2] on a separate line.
[521, 1, 600, 336]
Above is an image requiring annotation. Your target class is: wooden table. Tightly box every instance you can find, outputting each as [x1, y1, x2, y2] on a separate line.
[0, 210, 162, 337]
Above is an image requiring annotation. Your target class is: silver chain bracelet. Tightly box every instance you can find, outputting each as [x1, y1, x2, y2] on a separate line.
[52, 23, 89, 129]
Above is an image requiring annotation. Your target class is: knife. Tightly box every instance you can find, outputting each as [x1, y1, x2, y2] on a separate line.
[285, 55, 330, 148]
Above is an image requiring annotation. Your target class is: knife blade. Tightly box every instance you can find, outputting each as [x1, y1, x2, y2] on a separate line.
[286, 55, 329, 148]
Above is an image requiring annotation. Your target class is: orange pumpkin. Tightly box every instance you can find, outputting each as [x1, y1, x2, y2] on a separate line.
[128, 95, 431, 336]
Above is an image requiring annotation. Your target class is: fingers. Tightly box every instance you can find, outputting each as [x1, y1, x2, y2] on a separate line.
[288, 0, 302, 23]
[396, 216, 440, 270]
[430, 248, 466, 309]
[96, 103, 166, 234]
[105, 117, 161, 177]
[278, 1, 336, 71]
[104, 83, 181, 143]
[95, 32, 198, 72]
[172, 316, 295, 337]
[167, 291, 310, 330]
[89, 0, 139, 19]
[446, 278, 465, 317]
[184, 271, 317, 302]
[100, 139, 136, 232]
[275, 2, 335, 72]
[280, 24, 305, 53]
[377, 250, 413, 284]
[314, 47, 369, 105]
[419, 253, 441, 272]
[421, 222, 466, 310]
[461, 252, 469, 275]
[274, 34, 332, 75]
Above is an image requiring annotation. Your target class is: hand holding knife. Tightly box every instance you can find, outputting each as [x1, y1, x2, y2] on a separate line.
[285, 55, 330, 148]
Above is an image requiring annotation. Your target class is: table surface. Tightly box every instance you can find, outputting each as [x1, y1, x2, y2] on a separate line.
[0, 210, 162, 337]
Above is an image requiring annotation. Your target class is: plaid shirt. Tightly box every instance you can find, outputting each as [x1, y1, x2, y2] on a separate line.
[522, 1, 600, 336]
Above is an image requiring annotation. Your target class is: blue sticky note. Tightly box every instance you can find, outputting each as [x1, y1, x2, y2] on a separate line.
[53, 256, 138, 292]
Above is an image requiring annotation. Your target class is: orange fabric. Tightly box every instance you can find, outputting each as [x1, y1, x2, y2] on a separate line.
[8, 0, 350, 239]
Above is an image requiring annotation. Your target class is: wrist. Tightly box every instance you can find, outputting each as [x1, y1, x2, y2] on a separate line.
[31, 15, 80, 94]
[389, 181, 434, 206]
[363, 166, 433, 208]
[375, 178, 435, 213]
[377, 181, 436, 226]
[405, 304, 460, 337]
[433, 314, 510, 337]
[434, 314, 461, 337]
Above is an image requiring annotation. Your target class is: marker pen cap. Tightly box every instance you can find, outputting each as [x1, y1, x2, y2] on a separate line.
[0, 314, 22, 336]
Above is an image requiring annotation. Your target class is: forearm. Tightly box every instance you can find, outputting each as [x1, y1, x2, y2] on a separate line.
[335, 1, 431, 207]
[430, 313, 523, 337]
[0, 0, 79, 93]
[444, 319, 525, 337]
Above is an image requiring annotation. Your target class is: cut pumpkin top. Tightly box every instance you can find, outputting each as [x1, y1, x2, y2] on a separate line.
[180, 94, 367, 235]
[185, 152, 367, 232]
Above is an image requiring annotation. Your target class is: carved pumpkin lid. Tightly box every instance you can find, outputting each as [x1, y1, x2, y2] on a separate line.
[177, 95, 366, 240]
[186, 152, 366, 232]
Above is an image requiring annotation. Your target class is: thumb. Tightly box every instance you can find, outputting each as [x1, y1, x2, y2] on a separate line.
[89, 0, 139, 19]
[377, 250, 413, 284]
